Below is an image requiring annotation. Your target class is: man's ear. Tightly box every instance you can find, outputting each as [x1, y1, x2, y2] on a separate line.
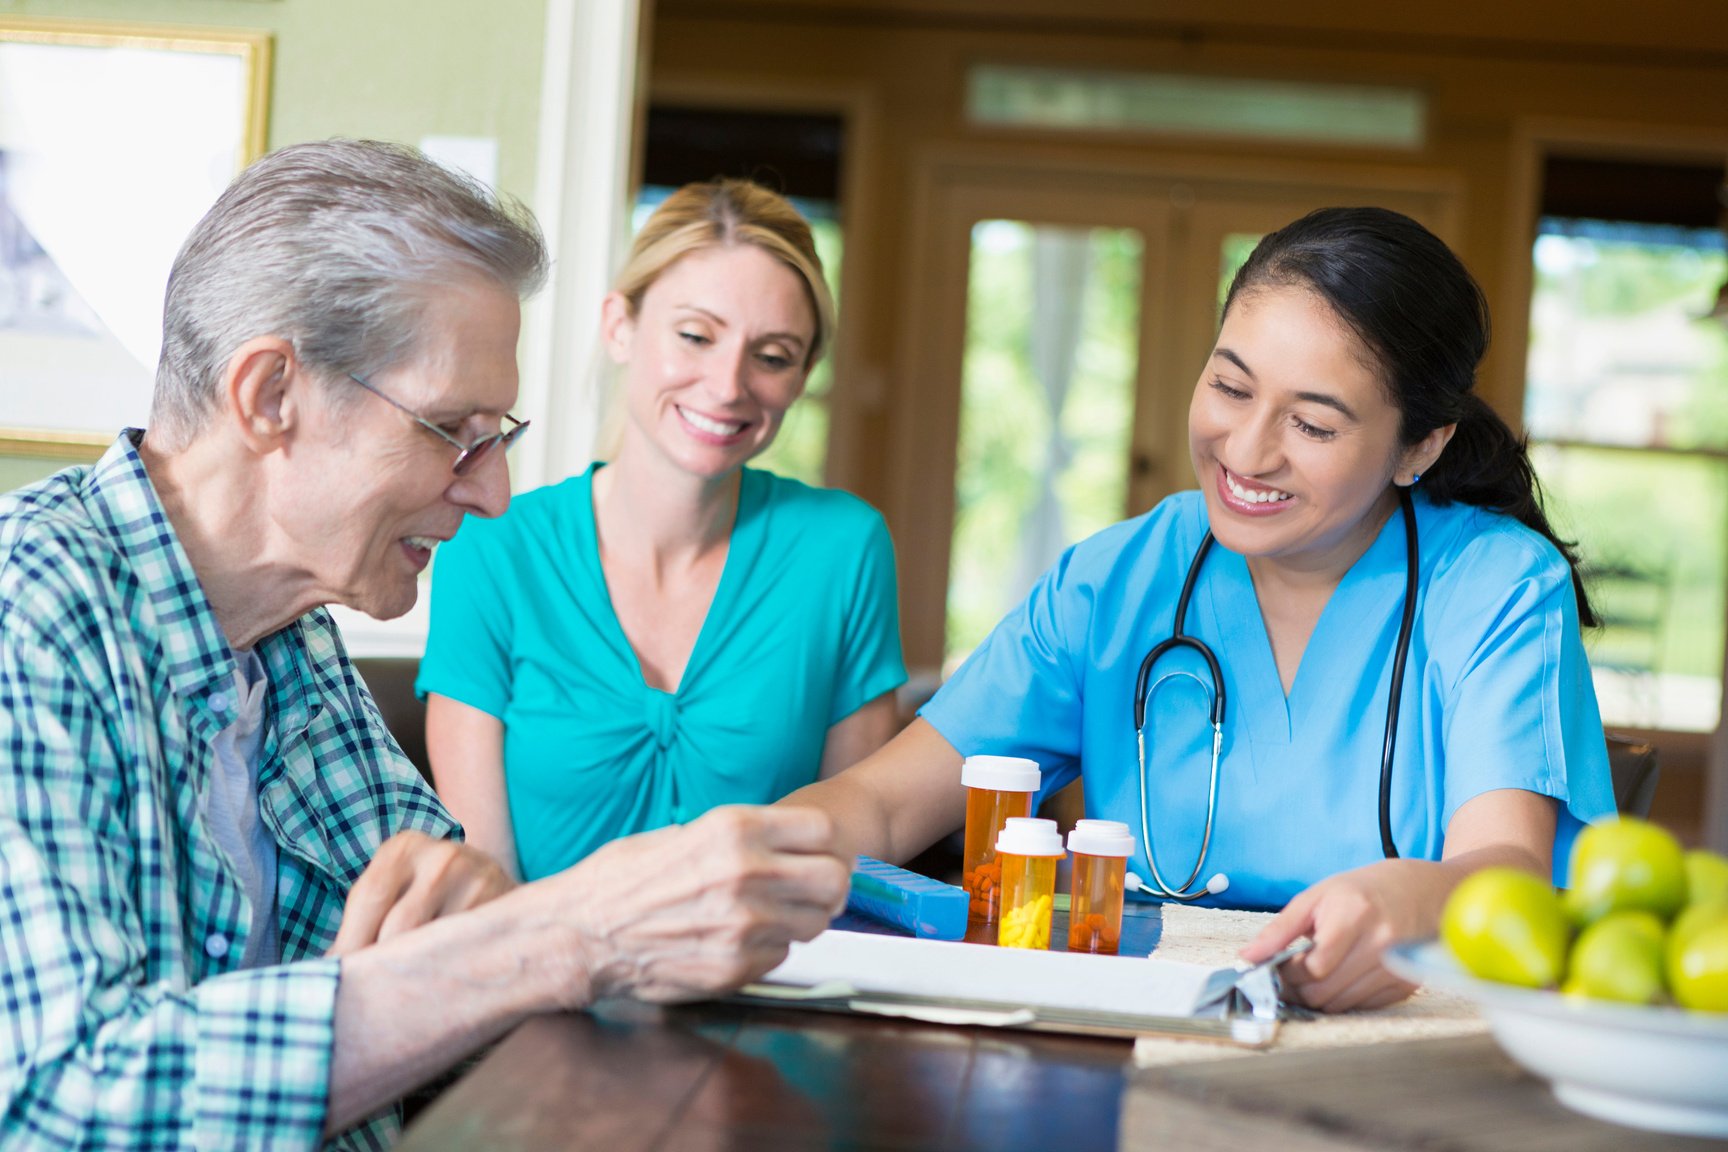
[599, 291, 636, 366]
[222, 337, 301, 455]
[1399, 422, 1457, 486]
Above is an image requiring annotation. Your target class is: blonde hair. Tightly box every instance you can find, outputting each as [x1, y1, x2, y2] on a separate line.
[614, 178, 835, 367]
[594, 179, 835, 461]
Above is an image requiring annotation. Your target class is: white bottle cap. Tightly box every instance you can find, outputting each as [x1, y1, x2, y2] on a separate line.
[960, 755, 1041, 792]
[994, 816, 1065, 857]
[1067, 820, 1135, 858]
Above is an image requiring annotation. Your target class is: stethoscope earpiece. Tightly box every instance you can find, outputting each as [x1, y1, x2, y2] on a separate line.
[1125, 870, 1231, 898]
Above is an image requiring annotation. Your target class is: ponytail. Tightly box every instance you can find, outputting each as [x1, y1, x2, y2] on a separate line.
[1423, 395, 1598, 627]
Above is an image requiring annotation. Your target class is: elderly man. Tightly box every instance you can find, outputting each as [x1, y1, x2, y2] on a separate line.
[0, 140, 848, 1150]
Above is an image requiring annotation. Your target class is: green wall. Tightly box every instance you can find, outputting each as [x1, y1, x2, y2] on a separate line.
[2, 0, 550, 493]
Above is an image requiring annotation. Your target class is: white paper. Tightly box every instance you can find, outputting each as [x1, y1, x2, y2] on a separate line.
[419, 135, 499, 190]
[762, 930, 1228, 1018]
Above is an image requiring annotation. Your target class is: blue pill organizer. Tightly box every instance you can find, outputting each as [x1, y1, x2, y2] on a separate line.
[846, 856, 969, 940]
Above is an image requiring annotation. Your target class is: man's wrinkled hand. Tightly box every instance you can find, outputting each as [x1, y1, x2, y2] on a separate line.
[328, 830, 516, 957]
[550, 805, 851, 1006]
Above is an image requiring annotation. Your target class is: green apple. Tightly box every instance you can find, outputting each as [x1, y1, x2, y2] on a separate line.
[1564, 910, 1666, 1004]
[1563, 817, 1686, 924]
[1443, 867, 1570, 988]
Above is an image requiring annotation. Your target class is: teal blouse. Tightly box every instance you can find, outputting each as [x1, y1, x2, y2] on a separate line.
[418, 466, 907, 879]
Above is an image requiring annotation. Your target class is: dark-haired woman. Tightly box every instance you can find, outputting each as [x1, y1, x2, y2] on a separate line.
[778, 206, 1614, 1012]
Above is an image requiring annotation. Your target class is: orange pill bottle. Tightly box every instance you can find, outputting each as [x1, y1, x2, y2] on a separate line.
[960, 756, 1040, 927]
[995, 817, 1065, 950]
[1066, 819, 1134, 955]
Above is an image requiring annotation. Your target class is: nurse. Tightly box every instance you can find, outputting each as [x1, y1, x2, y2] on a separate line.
[781, 206, 1615, 1012]
[420, 179, 907, 881]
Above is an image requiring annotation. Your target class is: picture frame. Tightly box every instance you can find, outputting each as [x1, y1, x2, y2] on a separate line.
[0, 17, 271, 462]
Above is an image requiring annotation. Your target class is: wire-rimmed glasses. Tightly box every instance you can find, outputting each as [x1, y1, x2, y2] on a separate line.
[348, 372, 529, 475]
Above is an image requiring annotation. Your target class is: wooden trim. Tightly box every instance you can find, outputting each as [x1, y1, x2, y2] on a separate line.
[0, 428, 108, 463]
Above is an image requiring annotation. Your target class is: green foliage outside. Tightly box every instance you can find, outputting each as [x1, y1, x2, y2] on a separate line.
[1535, 445, 1727, 683]
[945, 222, 1143, 663]
[1218, 233, 1261, 314]
[1531, 236, 1728, 452]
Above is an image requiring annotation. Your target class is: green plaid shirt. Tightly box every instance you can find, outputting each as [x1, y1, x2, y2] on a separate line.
[0, 433, 459, 1150]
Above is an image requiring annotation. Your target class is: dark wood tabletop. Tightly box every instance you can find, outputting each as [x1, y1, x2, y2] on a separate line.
[396, 997, 1135, 1152]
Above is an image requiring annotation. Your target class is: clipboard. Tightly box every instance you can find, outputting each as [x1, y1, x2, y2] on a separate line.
[733, 983, 1280, 1047]
[736, 900, 1295, 1048]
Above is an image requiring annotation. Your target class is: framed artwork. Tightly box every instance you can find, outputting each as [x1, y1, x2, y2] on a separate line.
[0, 17, 270, 461]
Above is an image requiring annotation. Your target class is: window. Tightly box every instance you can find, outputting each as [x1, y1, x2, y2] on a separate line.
[1523, 156, 1728, 732]
[967, 64, 1425, 149]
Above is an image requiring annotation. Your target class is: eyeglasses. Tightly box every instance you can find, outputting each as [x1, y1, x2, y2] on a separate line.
[348, 372, 529, 476]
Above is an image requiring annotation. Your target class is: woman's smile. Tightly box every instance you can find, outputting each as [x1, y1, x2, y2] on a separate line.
[1218, 466, 1294, 513]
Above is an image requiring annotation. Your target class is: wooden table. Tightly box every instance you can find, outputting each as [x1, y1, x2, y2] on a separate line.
[398, 998, 1135, 1151]
[1125, 1033, 1728, 1151]
[398, 901, 1728, 1151]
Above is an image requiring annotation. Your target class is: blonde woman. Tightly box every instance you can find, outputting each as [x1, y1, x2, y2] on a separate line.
[418, 180, 905, 880]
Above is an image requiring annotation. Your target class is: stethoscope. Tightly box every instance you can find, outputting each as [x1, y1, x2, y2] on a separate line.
[1130, 487, 1421, 901]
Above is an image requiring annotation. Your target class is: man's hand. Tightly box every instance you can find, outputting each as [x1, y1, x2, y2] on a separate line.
[548, 805, 851, 1005]
[328, 830, 516, 957]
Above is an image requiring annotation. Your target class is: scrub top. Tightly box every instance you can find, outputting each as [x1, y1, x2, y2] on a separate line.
[419, 465, 907, 880]
[921, 489, 1615, 912]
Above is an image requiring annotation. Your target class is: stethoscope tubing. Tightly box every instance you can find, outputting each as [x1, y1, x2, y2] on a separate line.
[1133, 487, 1419, 900]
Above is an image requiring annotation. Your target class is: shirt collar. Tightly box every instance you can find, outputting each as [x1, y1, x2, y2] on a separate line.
[83, 430, 240, 717]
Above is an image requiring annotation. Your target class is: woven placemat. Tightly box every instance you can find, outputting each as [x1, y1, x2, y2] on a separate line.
[1134, 905, 1486, 1066]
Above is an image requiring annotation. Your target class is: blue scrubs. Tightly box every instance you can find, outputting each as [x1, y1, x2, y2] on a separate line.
[419, 465, 907, 879]
[921, 490, 1614, 911]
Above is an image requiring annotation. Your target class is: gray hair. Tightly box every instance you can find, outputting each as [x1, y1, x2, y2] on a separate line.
[151, 138, 549, 445]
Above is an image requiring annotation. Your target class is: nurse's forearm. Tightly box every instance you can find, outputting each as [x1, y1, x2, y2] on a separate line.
[779, 719, 967, 864]
[1437, 787, 1557, 883]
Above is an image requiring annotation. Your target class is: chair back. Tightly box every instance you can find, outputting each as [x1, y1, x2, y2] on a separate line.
[351, 657, 431, 781]
[1605, 731, 1660, 818]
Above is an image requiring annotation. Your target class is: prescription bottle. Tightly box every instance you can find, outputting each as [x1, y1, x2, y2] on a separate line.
[994, 817, 1065, 950]
[960, 756, 1040, 926]
[1066, 820, 1135, 955]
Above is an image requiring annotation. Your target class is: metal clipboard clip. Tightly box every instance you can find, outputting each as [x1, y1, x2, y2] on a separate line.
[1192, 937, 1315, 1028]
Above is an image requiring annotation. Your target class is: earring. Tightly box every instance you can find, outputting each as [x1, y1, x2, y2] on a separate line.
[1410, 472, 1423, 485]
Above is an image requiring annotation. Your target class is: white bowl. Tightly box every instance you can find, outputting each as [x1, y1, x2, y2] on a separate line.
[1384, 939, 1728, 1138]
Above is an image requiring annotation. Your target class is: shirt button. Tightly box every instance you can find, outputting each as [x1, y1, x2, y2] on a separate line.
[205, 933, 230, 959]
[209, 692, 230, 714]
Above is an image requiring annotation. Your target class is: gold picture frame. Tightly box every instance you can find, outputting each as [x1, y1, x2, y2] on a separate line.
[0, 17, 272, 464]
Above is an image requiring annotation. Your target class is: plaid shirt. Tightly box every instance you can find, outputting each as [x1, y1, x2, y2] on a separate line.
[0, 433, 459, 1150]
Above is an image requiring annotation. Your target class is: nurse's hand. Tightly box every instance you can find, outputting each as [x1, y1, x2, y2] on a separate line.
[1238, 859, 1446, 1012]
[1242, 791, 1559, 1012]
